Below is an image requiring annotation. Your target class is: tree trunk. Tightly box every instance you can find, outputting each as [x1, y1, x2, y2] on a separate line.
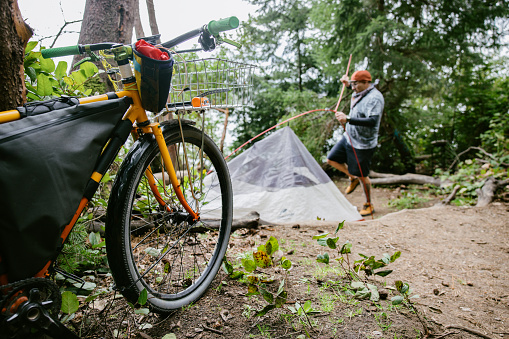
[0, 0, 33, 111]
[72, 0, 136, 91]
[146, 0, 160, 38]
[133, 0, 145, 39]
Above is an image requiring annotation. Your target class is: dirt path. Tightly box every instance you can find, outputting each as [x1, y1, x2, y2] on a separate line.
[109, 183, 509, 338]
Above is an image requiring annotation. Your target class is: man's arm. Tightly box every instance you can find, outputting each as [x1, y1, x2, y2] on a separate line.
[348, 115, 378, 127]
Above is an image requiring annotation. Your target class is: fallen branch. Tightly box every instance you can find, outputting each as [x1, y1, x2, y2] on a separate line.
[369, 172, 444, 187]
[439, 185, 461, 205]
[476, 177, 509, 207]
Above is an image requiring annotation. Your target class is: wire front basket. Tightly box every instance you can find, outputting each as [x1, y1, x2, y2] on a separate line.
[166, 58, 255, 111]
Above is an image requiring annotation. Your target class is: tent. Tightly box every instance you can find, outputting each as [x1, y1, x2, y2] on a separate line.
[203, 126, 362, 223]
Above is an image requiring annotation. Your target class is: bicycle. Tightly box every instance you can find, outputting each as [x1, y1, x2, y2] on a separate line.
[0, 16, 253, 338]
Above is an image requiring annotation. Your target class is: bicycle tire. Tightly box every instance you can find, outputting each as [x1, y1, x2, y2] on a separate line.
[105, 123, 232, 313]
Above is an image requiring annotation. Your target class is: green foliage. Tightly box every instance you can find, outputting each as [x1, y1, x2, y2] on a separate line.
[223, 236, 293, 317]
[24, 41, 100, 101]
[314, 221, 401, 280]
[388, 190, 433, 210]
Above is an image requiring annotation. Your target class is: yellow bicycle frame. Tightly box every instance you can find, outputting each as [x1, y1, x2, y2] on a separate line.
[0, 87, 199, 279]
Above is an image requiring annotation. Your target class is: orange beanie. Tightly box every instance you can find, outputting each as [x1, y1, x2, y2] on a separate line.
[351, 70, 372, 82]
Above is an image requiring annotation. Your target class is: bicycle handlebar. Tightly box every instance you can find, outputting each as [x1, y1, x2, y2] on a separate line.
[40, 16, 240, 58]
[208, 16, 239, 35]
[41, 43, 117, 59]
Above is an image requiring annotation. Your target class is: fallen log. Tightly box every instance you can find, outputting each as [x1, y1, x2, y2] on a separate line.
[369, 172, 444, 187]
[476, 177, 509, 207]
[89, 211, 261, 235]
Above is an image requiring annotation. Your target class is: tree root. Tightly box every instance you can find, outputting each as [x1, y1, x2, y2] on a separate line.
[446, 324, 496, 339]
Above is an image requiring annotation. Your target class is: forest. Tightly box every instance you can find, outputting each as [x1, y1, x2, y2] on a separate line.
[0, 0, 508, 338]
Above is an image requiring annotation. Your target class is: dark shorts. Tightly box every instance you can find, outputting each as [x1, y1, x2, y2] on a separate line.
[327, 137, 375, 177]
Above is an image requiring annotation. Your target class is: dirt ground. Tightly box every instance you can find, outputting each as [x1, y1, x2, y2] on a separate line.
[80, 179, 509, 339]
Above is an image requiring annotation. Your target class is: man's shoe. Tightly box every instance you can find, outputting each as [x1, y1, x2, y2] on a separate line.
[360, 203, 374, 216]
[345, 177, 360, 194]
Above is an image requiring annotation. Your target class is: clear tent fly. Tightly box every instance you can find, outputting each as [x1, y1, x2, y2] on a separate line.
[202, 126, 362, 224]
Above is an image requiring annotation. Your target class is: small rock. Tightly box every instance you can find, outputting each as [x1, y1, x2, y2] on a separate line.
[371, 330, 383, 338]
[433, 288, 440, 295]
[442, 281, 450, 287]
[467, 281, 474, 286]
[459, 307, 472, 312]
[194, 328, 203, 333]
[292, 224, 300, 229]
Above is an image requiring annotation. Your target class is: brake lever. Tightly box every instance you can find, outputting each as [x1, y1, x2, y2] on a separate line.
[215, 35, 242, 49]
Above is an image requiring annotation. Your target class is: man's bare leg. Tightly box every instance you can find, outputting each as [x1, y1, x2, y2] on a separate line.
[327, 159, 356, 180]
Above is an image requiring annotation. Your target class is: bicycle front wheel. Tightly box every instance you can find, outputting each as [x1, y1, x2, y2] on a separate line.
[106, 123, 232, 313]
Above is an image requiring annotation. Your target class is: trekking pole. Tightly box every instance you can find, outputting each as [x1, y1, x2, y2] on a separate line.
[334, 54, 352, 113]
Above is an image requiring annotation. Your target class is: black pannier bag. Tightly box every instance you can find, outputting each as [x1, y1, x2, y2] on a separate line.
[0, 97, 132, 282]
[133, 45, 174, 113]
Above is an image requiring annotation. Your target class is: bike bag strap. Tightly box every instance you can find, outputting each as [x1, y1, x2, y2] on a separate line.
[17, 96, 80, 118]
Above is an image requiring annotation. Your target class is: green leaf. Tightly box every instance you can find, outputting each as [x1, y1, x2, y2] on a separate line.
[241, 258, 257, 272]
[326, 237, 339, 249]
[26, 66, 37, 81]
[312, 233, 329, 240]
[89, 232, 101, 246]
[260, 287, 274, 304]
[55, 61, 68, 80]
[395, 280, 403, 291]
[265, 236, 279, 255]
[134, 308, 150, 315]
[255, 304, 275, 317]
[80, 61, 98, 78]
[40, 56, 55, 73]
[162, 334, 177, 339]
[367, 283, 379, 302]
[36, 73, 52, 96]
[229, 271, 244, 279]
[335, 220, 345, 234]
[25, 41, 38, 54]
[281, 258, 292, 270]
[350, 281, 365, 290]
[374, 270, 393, 277]
[253, 250, 272, 268]
[138, 288, 148, 306]
[400, 283, 409, 294]
[391, 295, 404, 305]
[222, 258, 233, 275]
[390, 251, 401, 262]
[303, 300, 312, 312]
[247, 284, 259, 295]
[275, 290, 287, 308]
[340, 242, 352, 254]
[316, 253, 329, 264]
[61, 291, 79, 315]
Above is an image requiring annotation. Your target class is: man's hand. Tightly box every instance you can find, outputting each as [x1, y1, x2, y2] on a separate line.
[340, 74, 350, 86]
[335, 111, 348, 125]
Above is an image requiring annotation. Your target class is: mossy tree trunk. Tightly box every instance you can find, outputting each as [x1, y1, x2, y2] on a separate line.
[0, 0, 33, 111]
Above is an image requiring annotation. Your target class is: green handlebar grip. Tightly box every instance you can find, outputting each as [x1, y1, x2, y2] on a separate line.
[208, 16, 240, 36]
[41, 45, 82, 58]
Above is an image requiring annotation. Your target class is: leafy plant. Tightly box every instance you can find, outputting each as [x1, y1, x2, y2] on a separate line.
[314, 221, 401, 280]
[24, 41, 100, 101]
[223, 236, 292, 317]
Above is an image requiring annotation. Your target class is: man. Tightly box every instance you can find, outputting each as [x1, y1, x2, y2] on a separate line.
[327, 70, 384, 216]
